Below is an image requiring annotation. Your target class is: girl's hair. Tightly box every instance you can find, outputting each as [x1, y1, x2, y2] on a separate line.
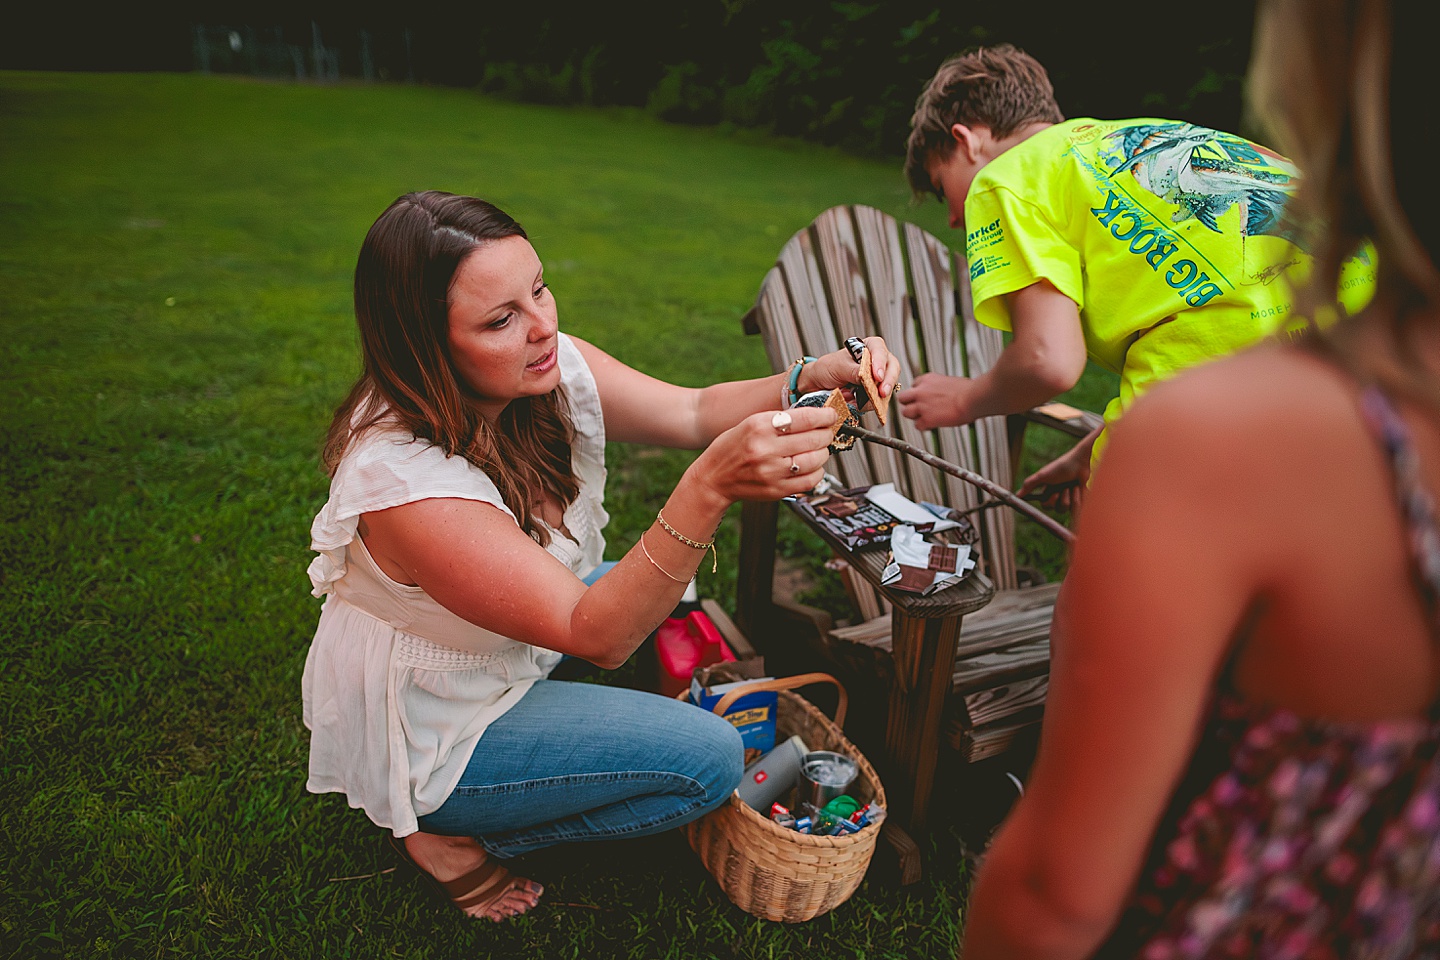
[323, 191, 578, 546]
[904, 44, 1065, 201]
[1248, 0, 1440, 410]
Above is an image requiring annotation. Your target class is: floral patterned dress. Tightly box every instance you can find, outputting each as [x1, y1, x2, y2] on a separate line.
[1100, 386, 1440, 959]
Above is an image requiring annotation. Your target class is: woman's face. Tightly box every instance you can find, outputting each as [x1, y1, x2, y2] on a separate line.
[446, 235, 560, 420]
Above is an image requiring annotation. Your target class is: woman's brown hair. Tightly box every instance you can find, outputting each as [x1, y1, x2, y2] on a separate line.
[324, 191, 579, 546]
[1249, 0, 1440, 411]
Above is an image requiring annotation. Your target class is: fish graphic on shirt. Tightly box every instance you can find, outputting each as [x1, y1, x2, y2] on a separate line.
[1102, 122, 1299, 242]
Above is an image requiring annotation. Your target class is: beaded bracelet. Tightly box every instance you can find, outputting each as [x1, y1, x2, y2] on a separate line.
[655, 510, 718, 573]
[783, 356, 818, 408]
[639, 532, 693, 584]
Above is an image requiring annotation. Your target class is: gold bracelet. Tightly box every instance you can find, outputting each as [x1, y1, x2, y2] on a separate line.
[639, 532, 694, 584]
[656, 511, 718, 573]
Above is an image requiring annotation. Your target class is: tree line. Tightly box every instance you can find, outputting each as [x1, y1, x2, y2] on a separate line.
[4, 1, 1261, 158]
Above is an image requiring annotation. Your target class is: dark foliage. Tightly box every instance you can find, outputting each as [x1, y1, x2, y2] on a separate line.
[2, 1, 1260, 155]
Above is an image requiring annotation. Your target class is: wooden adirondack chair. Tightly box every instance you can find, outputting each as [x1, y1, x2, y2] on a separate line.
[733, 205, 1101, 790]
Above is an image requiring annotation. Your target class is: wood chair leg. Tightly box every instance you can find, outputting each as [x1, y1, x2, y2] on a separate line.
[1006, 413, 1029, 489]
[735, 500, 778, 644]
[884, 610, 964, 832]
[881, 821, 924, 886]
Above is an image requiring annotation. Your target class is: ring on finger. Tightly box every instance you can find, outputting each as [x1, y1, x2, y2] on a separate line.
[771, 410, 793, 434]
[788, 456, 800, 475]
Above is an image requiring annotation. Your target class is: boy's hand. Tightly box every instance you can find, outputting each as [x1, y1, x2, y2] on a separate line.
[1018, 429, 1099, 513]
[1019, 457, 1087, 513]
[897, 373, 977, 430]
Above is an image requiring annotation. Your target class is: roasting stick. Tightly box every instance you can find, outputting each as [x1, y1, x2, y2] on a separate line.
[836, 423, 1076, 546]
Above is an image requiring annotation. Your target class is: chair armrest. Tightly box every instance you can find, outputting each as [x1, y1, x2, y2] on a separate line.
[1007, 403, 1103, 489]
[740, 306, 762, 336]
[770, 596, 834, 641]
[1021, 403, 1104, 438]
[699, 599, 758, 661]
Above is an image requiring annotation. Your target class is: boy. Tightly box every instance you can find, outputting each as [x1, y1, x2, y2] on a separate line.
[896, 44, 1374, 500]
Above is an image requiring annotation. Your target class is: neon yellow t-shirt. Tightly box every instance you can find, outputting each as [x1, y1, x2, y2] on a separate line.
[965, 118, 1376, 443]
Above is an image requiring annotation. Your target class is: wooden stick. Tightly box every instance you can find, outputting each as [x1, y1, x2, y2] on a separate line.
[326, 867, 397, 882]
[838, 424, 1076, 545]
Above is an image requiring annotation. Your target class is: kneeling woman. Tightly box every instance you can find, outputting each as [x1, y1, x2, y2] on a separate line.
[301, 191, 898, 921]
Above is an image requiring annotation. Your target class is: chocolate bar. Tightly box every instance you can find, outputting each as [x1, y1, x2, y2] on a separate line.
[891, 564, 937, 594]
[927, 544, 959, 571]
[795, 487, 930, 551]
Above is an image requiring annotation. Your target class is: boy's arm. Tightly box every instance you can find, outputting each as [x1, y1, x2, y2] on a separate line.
[897, 280, 1087, 431]
[1018, 425, 1103, 513]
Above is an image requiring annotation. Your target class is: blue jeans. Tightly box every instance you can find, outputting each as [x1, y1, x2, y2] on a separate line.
[415, 678, 743, 858]
[549, 560, 619, 681]
[581, 560, 618, 585]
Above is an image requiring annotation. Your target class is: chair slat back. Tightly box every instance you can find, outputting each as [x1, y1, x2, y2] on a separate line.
[750, 205, 1020, 589]
[852, 206, 943, 505]
[903, 222, 985, 518]
[956, 251, 1018, 589]
[756, 265, 806, 381]
[776, 227, 857, 487]
[812, 208, 904, 487]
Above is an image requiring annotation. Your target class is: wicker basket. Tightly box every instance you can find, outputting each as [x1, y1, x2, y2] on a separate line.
[681, 672, 886, 922]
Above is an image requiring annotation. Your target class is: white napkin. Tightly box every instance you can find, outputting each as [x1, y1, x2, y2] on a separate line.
[864, 483, 960, 532]
[880, 525, 976, 595]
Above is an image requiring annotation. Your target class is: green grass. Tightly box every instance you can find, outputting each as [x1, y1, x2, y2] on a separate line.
[0, 71, 1115, 959]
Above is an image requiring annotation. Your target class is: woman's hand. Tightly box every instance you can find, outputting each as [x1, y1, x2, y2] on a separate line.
[686, 404, 839, 507]
[797, 336, 901, 413]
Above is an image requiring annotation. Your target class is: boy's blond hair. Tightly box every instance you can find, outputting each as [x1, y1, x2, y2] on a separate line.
[905, 44, 1065, 200]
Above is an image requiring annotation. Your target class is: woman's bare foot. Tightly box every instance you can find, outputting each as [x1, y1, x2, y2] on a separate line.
[400, 832, 543, 921]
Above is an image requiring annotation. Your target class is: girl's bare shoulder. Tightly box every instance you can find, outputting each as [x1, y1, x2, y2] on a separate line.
[1091, 343, 1371, 570]
[1112, 344, 1361, 464]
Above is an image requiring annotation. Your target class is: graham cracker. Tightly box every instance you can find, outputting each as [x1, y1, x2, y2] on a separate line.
[823, 389, 850, 437]
[822, 389, 859, 450]
[858, 348, 888, 425]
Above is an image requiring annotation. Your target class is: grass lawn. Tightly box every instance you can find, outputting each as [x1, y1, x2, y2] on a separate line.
[0, 71, 1116, 959]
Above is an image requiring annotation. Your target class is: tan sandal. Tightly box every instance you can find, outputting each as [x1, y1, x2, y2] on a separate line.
[387, 835, 542, 921]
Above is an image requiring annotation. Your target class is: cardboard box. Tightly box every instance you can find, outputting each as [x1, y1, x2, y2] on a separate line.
[690, 660, 778, 764]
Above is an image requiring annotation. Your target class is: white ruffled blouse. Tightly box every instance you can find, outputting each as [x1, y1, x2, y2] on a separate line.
[301, 333, 609, 837]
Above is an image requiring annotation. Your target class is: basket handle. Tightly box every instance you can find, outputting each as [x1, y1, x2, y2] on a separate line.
[709, 672, 848, 728]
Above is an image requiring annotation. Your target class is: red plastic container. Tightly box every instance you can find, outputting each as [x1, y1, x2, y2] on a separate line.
[655, 608, 737, 698]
